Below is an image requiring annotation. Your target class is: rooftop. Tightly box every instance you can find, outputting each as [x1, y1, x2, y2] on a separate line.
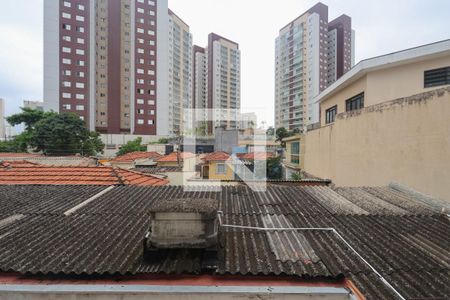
[203, 151, 230, 162]
[156, 152, 196, 163]
[111, 151, 162, 163]
[315, 39, 450, 103]
[0, 165, 168, 186]
[237, 152, 275, 160]
[0, 184, 447, 299]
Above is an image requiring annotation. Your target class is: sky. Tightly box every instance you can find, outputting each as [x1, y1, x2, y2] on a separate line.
[0, 0, 449, 128]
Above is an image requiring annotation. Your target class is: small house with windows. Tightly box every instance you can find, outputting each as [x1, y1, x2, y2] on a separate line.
[317, 39, 450, 126]
[200, 151, 234, 180]
[282, 134, 305, 179]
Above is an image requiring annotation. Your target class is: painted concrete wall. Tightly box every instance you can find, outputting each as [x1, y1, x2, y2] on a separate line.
[305, 87, 450, 202]
[208, 161, 234, 180]
[320, 55, 450, 126]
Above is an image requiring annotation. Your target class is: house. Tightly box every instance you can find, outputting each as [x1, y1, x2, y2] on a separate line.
[305, 39, 450, 201]
[0, 164, 168, 186]
[282, 134, 305, 179]
[0, 184, 447, 299]
[200, 151, 234, 180]
[109, 151, 162, 169]
[0, 153, 98, 166]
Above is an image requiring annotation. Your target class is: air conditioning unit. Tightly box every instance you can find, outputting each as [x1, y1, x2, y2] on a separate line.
[143, 198, 218, 258]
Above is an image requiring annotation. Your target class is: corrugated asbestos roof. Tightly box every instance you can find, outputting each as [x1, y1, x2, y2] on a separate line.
[0, 185, 448, 299]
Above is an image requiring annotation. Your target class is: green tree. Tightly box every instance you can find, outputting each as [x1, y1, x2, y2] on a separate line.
[266, 126, 275, 136]
[275, 127, 294, 147]
[266, 156, 282, 180]
[7, 108, 55, 131]
[31, 113, 104, 156]
[117, 137, 146, 156]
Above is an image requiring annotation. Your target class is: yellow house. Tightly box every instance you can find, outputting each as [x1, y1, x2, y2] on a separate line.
[200, 152, 234, 180]
[282, 134, 305, 179]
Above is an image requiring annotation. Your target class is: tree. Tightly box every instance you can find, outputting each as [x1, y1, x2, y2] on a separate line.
[290, 172, 303, 180]
[117, 137, 146, 156]
[275, 127, 295, 147]
[266, 156, 282, 180]
[266, 126, 275, 137]
[31, 113, 104, 156]
[7, 108, 55, 131]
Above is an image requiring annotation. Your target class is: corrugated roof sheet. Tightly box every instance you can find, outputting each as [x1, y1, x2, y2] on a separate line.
[0, 185, 448, 299]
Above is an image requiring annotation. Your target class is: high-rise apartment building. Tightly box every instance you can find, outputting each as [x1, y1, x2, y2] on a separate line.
[193, 33, 241, 134]
[23, 100, 45, 111]
[275, 2, 354, 131]
[168, 9, 192, 136]
[0, 98, 5, 139]
[44, 0, 169, 135]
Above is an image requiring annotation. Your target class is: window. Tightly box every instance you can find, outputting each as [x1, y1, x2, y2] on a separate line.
[62, 93, 71, 98]
[76, 82, 85, 88]
[62, 13, 71, 19]
[148, 100, 155, 105]
[76, 105, 84, 111]
[147, 120, 154, 125]
[76, 15, 85, 22]
[77, 60, 85, 66]
[325, 105, 337, 124]
[63, 24, 71, 30]
[137, 119, 144, 125]
[137, 109, 144, 114]
[216, 163, 226, 174]
[76, 26, 84, 33]
[137, 8, 144, 13]
[62, 81, 71, 87]
[62, 70, 71, 76]
[424, 66, 450, 88]
[345, 92, 364, 112]
[62, 36, 71, 42]
[62, 58, 71, 64]
[62, 47, 71, 53]
[76, 94, 85, 100]
[77, 4, 85, 10]
[77, 71, 85, 78]
[290, 142, 300, 164]
[77, 38, 85, 44]
[63, 1, 71, 8]
[149, 110, 155, 115]
[137, 99, 144, 104]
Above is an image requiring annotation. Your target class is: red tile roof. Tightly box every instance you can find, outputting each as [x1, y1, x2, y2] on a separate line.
[0, 160, 40, 168]
[156, 152, 195, 162]
[0, 165, 168, 186]
[0, 153, 42, 158]
[112, 151, 161, 162]
[237, 152, 274, 160]
[203, 151, 230, 162]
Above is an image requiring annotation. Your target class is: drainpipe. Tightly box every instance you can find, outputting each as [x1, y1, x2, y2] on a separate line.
[217, 211, 406, 300]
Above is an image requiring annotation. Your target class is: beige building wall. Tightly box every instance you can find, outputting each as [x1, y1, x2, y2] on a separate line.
[305, 87, 450, 202]
[320, 55, 450, 126]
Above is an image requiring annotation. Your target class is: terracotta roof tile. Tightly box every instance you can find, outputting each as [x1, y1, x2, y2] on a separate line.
[203, 151, 230, 161]
[112, 151, 162, 162]
[156, 152, 195, 162]
[0, 165, 168, 186]
[237, 152, 274, 160]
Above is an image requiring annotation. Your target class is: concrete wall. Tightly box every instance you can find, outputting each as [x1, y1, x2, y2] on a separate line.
[208, 161, 234, 180]
[305, 87, 450, 202]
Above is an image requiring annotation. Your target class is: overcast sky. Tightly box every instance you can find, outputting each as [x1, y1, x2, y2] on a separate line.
[0, 0, 449, 127]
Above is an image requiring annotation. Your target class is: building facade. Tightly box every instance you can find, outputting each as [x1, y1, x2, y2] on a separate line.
[193, 33, 241, 134]
[168, 9, 192, 136]
[44, 0, 169, 135]
[0, 98, 5, 140]
[23, 100, 45, 111]
[275, 2, 354, 131]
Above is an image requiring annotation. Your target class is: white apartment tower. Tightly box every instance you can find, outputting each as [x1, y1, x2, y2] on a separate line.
[275, 2, 354, 131]
[168, 9, 192, 136]
[193, 33, 241, 134]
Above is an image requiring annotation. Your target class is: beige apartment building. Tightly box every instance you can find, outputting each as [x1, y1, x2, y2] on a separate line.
[305, 39, 450, 201]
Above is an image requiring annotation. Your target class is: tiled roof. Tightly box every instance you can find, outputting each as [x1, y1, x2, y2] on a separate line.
[0, 153, 42, 158]
[0, 160, 40, 168]
[0, 165, 168, 186]
[156, 152, 196, 162]
[237, 152, 275, 160]
[0, 185, 447, 299]
[132, 166, 182, 174]
[112, 151, 162, 163]
[203, 151, 230, 162]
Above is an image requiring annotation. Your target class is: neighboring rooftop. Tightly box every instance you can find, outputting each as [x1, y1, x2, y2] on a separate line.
[111, 151, 162, 163]
[132, 166, 182, 174]
[156, 152, 196, 162]
[203, 151, 230, 162]
[237, 152, 275, 160]
[0, 165, 168, 186]
[0, 184, 448, 299]
[0, 153, 97, 166]
[315, 39, 450, 103]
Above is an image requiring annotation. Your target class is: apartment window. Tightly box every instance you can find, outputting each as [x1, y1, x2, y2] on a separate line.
[77, 38, 85, 44]
[62, 81, 71, 87]
[149, 10, 155, 16]
[76, 82, 85, 88]
[150, 20, 155, 26]
[76, 105, 85, 111]
[137, 8, 144, 14]
[62, 23, 71, 30]
[137, 99, 144, 104]
[62, 47, 71, 53]
[325, 105, 337, 124]
[137, 0, 144, 3]
[77, 4, 85, 10]
[76, 49, 85, 55]
[149, 1, 155, 5]
[424, 66, 450, 88]
[77, 60, 85, 66]
[62, 36, 71, 42]
[149, 90, 155, 95]
[148, 70, 155, 75]
[62, 58, 71, 64]
[63, 1, 71, 8]
[137, 119, 144, 125]
[62, 93, 71, 98]
[62, 13, 71, 19]
[149, 110, 155, 115]
[137, 89, 144, 94]
[148, 30, 155, 36]
[137, 109, 144, 114]
[77, 71, 85, 77]
[216, 163, 226, 174]
[148, 100, 155, 105]
[137, 28, 144, 34]
[76, 94, 85, 100]
[147, 120, 154, 125]
[345, 92, 364, 112]
[290, 142, 300, 164]
[137, 79, 144, 84]
[76, 26, 85, 33]
[76, 15, 85, 22]
[62, 104, 71, 110]
[62, 70, 71, 76]
[137, 48, 144, 54]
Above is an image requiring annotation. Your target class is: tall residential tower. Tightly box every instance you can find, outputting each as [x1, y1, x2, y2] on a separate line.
[275, 2, 354, 131]
[44, 0, 169, 135]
